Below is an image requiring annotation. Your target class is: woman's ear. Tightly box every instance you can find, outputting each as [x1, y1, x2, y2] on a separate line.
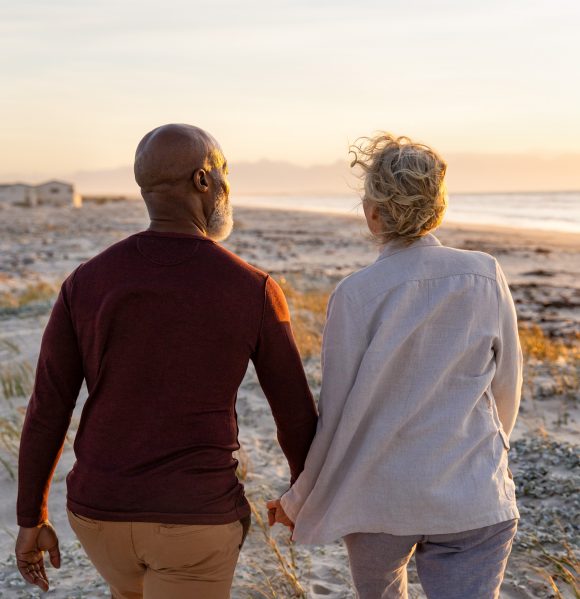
[192, 169, 209, 192]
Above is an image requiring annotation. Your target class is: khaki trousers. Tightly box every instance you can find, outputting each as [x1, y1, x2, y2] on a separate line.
[67, 509, 250, 599]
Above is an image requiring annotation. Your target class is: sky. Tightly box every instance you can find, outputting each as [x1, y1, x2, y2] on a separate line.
[1, 0, 579, 191]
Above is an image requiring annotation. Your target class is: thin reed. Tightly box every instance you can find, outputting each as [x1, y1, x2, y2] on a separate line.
[0, 361, 34, 400]
[248, 499, 307, 598]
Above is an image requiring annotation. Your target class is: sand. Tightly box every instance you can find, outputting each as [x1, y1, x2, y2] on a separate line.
[0, 201, 578, 598]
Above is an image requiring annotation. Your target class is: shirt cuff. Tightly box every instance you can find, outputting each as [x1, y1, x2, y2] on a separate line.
[280, 486, 302, 523]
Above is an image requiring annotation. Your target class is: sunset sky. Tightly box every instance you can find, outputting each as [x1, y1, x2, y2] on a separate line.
[1, 0, 579, 192]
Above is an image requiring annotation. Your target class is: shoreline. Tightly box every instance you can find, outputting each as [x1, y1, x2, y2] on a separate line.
[232, 204, 580, 249]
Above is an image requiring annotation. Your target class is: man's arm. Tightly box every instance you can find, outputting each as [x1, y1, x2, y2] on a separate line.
[17, 271, 84, 526]
[491, 260, 523, 437]
[16, 270, 84, 590]
[251, 276, 318, 484]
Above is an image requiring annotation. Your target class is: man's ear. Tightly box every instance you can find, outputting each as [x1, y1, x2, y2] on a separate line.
[192, 169, 209, 192]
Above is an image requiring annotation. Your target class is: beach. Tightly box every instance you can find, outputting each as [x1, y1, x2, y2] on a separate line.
[0, 200, 578, 598]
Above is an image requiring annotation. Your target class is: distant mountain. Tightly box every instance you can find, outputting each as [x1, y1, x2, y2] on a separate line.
[70, 160, 354, 197]
[229, 160, 355, 195]
[66, 153, 580, 196]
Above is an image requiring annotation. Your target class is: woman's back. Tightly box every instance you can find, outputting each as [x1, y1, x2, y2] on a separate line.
[284, 233, 521, 544]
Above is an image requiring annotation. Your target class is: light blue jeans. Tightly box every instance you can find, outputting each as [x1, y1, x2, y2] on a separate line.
[344, 519, 517, 599]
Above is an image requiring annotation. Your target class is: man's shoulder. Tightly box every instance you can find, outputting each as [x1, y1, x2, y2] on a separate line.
[73, 234, 139, 275]
[208, 242, 269, 282]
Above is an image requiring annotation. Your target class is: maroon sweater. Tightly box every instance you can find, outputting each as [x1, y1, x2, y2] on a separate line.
[17, 230, 318, 527]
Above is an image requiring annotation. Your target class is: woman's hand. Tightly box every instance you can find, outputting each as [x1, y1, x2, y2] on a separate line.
[266, 498, 295, 531]
[15, 521, 61, 591]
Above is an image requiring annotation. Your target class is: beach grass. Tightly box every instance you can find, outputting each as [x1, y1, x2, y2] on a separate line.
[234, 444, 251, 482]
[520, 325, 580, 410]
[279, 278, 330, 359]
[0, 412, 23, 480]
[0, 281, 58, 309]
[246, 499, 307, 598]
[0, 361, 34, 401]
[519, 324, 580, 363]
[533, 540, 579, 598]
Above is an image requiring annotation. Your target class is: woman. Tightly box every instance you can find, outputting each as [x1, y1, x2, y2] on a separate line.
[267, 133, 523, 599]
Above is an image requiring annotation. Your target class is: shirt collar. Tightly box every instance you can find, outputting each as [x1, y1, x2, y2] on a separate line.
[375, 232, 442, 262]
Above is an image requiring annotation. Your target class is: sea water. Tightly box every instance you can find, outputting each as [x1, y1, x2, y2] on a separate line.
[233, 192, 580, 234]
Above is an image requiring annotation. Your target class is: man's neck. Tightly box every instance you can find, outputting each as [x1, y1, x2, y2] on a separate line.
[147, 219, 206, 237]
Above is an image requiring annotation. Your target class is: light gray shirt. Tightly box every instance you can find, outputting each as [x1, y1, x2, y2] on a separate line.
[281, 233, 522, 544]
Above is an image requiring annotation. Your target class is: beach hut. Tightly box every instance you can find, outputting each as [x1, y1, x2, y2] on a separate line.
[0, 180, 81, 207]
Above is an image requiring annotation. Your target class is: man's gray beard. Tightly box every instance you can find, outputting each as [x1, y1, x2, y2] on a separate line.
[206, 194, 233, 242]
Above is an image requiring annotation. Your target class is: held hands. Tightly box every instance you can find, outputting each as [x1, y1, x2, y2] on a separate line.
[266, 498, 295, 531]
[15, 521, 61, 592]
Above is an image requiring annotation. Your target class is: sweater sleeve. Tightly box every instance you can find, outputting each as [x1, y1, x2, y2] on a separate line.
[491, 260, 523, 437]
[251, 276, 318, 485]
[281, 284, 367, 522]
[17, 272, 85, 527]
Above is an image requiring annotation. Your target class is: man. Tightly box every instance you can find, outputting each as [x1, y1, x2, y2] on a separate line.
[15, 124, 318, 598]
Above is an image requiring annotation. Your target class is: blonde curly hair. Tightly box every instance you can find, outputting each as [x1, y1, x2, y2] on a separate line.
[350, 133, 448, 245]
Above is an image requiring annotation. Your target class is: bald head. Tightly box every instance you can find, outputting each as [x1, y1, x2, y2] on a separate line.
[134, 124, 232, 240]
[134, 124, 223, 192]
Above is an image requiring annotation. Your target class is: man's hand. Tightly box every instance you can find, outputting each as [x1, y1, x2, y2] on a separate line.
[266, 498, 295, 531]
[15, 521, 61, 592]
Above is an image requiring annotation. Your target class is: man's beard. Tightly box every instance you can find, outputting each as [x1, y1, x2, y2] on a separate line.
[206, 192, 233, 242]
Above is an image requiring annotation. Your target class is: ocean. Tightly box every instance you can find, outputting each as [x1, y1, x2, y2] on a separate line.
[233, 191, 580, 234]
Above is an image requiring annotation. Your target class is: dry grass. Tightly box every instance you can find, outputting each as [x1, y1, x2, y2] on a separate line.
[0, 281, 58, 308]
[0, 409, 24, 480]
[520, 325, 580, 402]
[279, 277, 331, 359]
[0, 361, 34, 400]
[246, 499, 307, 598]
[533, 541, 579, 598]
[230, 418, 309, 597]
[519, 325, 580, 363]
[234, 444, 251, 482]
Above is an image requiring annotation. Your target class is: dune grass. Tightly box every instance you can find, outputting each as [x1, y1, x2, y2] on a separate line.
[278, 277, 330, 359]
[519, 324, 580, 363]
[0, 341, 30, 478]
[234, 444, 251, 482]
[0, 361, 34, 401]
[533, 540, 579, 598]
[0, 411, 23, 480]
[0, 281, 58, 309]
[245, 500, 307, 598]
[519, 324, 580, 406]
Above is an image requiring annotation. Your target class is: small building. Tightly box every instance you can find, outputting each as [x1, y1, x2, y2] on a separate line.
[0, 180, 81, 207]
[0, 183, 37, 206]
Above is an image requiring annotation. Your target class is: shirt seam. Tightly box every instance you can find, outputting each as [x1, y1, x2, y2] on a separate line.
[63, 265, 84, 343]
[354, 271, 498, 314]
[252, 275, 270, 357]
[330, 288, 364, 326]
[377, 240, 442, 261]
[494, 260, 502, 354]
